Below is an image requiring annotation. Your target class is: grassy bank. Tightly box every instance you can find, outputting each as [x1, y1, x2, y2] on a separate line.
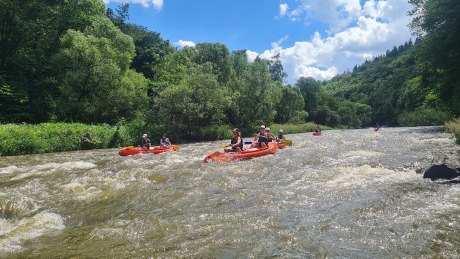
[0, 123, 130, 156]
[0, 122, 329, 156]
[446, 118, 460, 145]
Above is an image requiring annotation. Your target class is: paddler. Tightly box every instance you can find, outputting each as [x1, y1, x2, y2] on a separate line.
[250, 125, 266, 148]
[140, 134, 151, 149]
[277, 129, 285, 141]
[314, 125, 321, 133]
[160, 133, 171, 147]
[225, 128, 243, 152]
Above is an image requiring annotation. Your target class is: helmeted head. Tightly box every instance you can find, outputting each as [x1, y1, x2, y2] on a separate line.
[162, 133, 167, 138]
[142, 134, 148, 138]
[260, 125, 266, 132]
[279, 129, 283, 133]
[265, 127, 271, 132]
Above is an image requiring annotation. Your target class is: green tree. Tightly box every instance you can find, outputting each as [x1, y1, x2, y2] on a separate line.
[269, 53, 288, 84]
[192, 43, 232, 84]
[156, 63, 231, 139]
[53, 17, 149, 124]
[296, 77, 321, 120]
[275, 85, 305, 123]
[0, 0, 108, 122]
[234, 57, 280, 127]
[409, 0, 460, 115]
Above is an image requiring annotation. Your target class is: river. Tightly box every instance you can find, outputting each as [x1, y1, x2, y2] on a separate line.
[1, 126, 459, 258]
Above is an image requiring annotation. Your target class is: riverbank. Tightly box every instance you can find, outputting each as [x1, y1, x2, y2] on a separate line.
[0, 122, 330, 156]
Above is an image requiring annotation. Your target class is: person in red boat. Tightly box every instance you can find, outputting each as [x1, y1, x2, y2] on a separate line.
[139, 134, 151, 149]
[225, 128, 243, 152]
[250, 125, 266, 148]
[160, 133, 171, 147]
[277, 129, 285, 141]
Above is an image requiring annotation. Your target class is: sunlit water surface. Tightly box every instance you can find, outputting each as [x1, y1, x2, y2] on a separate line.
[1, 127, 460, 258]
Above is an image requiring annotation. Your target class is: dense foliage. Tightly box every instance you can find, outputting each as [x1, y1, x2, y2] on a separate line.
[1, 0, 459, 144]
[0, 123, 120, 156]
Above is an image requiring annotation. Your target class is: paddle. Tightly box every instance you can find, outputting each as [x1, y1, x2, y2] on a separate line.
[172, 145, 180, 151]
[280, 139, 292, 146]
[245, 139, 292, 146]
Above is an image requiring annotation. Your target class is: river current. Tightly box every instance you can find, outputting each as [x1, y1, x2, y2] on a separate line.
[1, 126, 460, 258]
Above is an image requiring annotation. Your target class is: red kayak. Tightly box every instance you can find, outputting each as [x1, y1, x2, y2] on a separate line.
[204, 142, 278, 163]
[119, 145, 179, 156]
[277, 143, 286, 149]
[313, 131, 322, 136]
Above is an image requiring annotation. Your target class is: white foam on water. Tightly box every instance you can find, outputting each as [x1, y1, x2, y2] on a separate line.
[75, 186, 103, 201]
[10, 161, 97, 181]
[342, 150, 384, 158]
[0, 212, 65, 253]
[0, 165, 19, 175]
[323, 165, 417, 189]
[89, 226, 125, 240]
[35, 161, 97, 171]
[61, 182, 87, 195]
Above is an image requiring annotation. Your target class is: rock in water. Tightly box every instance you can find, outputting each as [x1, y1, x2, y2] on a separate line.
[423, 164, 460, 180]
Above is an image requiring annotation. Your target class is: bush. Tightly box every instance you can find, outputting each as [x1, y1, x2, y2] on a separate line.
[446, 118, 460, 145]
[0, 123, 119, 156]
[199, 125, 233, 141]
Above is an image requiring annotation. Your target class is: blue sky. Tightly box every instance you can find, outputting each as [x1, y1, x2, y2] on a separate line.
[104, 0, 414, 84]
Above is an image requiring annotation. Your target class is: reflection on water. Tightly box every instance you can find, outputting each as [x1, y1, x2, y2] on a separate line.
[1, 126, 460, 258]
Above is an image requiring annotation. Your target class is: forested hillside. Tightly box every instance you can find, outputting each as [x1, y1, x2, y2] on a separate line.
[1, 0, 458, 141]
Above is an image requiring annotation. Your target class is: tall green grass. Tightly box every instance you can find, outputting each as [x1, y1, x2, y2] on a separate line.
[446, 118, 460, 145]
[0, 123, 121, 156]
[268, 122, 331, 135]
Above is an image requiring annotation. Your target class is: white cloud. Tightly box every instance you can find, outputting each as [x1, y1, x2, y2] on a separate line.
[175, 40, 196, 48]
[279, 4, 289, 17]
[103, 0, 163, 10]
[255, 0, 413, 83]
[246, 50, 259, 62]
[295, 0, 362, 33]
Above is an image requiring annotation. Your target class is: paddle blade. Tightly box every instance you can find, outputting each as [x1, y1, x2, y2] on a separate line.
[244, 141, 253, 145]
[128, 146, 134, 149]
[221, 144, 227, 148]
[280, 139, 293, 146]
[173, 145, 180, 151]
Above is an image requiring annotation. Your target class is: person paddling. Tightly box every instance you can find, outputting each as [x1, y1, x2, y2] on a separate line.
[277, 129, 285, 141]
[140, 134, 151, 149]
[160, 133, 171, 147]
[265, 127, 276, 143]
[225, 128, 243, 152]
[314, 125, 321, 133]
[250, 125, 266, 148]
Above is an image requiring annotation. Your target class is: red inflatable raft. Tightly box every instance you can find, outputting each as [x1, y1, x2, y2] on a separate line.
[204, 142, 278, 163]
[119, 145, 179, 156]
[313, 131, 322, 136]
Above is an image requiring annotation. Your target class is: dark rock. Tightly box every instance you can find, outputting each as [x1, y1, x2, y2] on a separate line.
[423, 164, 460, 180]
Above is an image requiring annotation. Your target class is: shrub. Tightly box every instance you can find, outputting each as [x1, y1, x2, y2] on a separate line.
[446, 118, 460, 145]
